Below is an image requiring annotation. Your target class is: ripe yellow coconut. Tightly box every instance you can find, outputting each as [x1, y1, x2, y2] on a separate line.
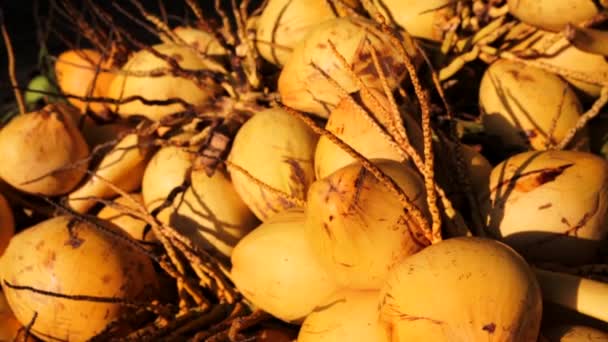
[298, 289, 390, 342]
[542, 325, 608, 341]
[379, 237, 542, 341]
[170, 26, 227, 57]
[0, 216, 158, 341]
[314, 89, 423, 179]
[55, 49, 116, 116]
[230, 208, 339, 323]
[305, 159, 428, 289]
[97, 193, 156, 244]
[107, 43, 222, 121]
[228, 107, 317, 221]
[370, 0, 456, 41]
[507, 0, 600, 32]
[508, 29, 608, 98]
[0, 193, 14, 258]
[0, 103, 90, 195]
[255, 0, 358, 66]
[278, 17, 418, 117]
[142, 146, 257, 257]
[479, 59, 587, 151]
[67, 133, 154, 213]
[481, 150, 608, 265]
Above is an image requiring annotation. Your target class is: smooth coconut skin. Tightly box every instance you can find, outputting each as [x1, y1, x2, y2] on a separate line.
[230, 208, 339, 323]
[370, 0, 455, 41]
[107, 43, 222, 121]
[379, 237, 542, 342]
[305, 159, 428, 289]
[507, 0, 600, 32]
[228, 107, 317, 221]
[68, 133, 154, 213]
[479, 59, 586, 151]
[255, 0, 358, 66]
[507, 28, 608, 98]
[314, 89, 423, 180]
[0, 193, 14, 258]
[97, 193, 157, 244]
[0, 216, 159, 341]
[167, 26, 227, 57]
[298, 289, 390, 342]
[481, 150, 608, 265]
[278, 17, 417, 118]
[55, 49, 116, 116]
[142, 146, 258, 257]
[0, 104, 90, 196]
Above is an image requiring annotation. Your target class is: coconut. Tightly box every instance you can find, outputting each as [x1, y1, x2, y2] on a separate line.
[0, 103, 89, 195]
[314, 89, 423, 179]
[67, 133, 154, 213]
[507, 0, 600, 32]
[379, 237, 542, 341]
[0, 290, 32, 342]
[255, 0, 357, 66]
[230, 208, 339, 323]
[0, 216, 158, 341]
[142, 146, 257, 257]
[97, 193, 156, 244]
[479, 59, 587, 151]
[228, 107, 317, 221]
[542, 325, 608, 341]
[305, 159, 428, 289]
[55, 49, 116, 116]
[481, 150, 608, 265]
[107, 43, 222, 121]
[370, 0, 456, 41]
[298, 289, 390, 342]
[278, 16, 418, 117]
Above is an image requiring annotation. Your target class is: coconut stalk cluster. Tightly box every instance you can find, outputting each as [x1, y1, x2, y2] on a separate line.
[0, 0, 607, 340]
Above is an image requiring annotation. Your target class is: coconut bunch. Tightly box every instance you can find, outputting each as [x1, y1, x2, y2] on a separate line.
[0, 0, 607, 340]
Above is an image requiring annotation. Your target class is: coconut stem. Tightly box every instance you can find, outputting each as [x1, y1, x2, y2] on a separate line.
[0, 9, 26, 115]
[557, 86, 608, 150]
[534, 267, 608, 323]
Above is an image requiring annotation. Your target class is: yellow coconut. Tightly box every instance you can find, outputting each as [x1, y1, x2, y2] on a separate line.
[305, 159, 429, 289]
[0, 216, 158, 341]
[507, 29, 608, 98]
[67, 133, 154, 213]
[255, 0, 358, 66]
[379, 237, 542, 341]
[228, 107, 317, 221]
[107, 43, 222, 121]
[370, 0, 456, 41]
[230, 208, 339, 323]
[142, 146, 257, 257]
[298, 289, 390, 342]
[479, 58, 587, 151]
[507, 0, 600, 32]
[0, 103, 90, 195]
[0, 193, 14, 258]
[542, 325, 608, 341]
[278, 16, 418, 117]
[481, 150, 608, 265]
[169, 26, 227, 56]
[55, 49, 116, 116]
[314, 89, 423, 179]
[97, 193, 156, 244]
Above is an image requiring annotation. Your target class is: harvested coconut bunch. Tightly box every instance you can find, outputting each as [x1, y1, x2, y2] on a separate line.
[0, 0, 607, 340]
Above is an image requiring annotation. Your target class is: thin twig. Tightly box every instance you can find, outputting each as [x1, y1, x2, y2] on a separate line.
[1, 8, 26, 114]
